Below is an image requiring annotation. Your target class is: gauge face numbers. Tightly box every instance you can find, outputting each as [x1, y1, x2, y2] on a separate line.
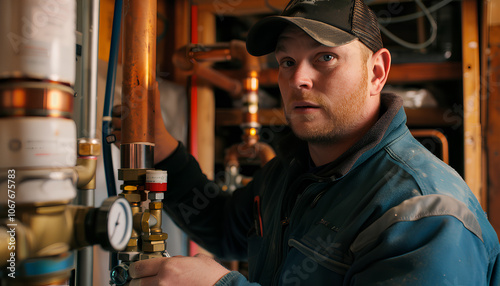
[104, 197, 133, 251]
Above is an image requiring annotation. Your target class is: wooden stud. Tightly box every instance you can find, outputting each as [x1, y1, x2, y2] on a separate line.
[461, 0, 482, 203]
[196, 10, 217, 180]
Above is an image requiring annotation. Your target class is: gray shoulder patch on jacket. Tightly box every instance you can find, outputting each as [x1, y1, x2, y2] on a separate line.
[350, 194, 483, 253]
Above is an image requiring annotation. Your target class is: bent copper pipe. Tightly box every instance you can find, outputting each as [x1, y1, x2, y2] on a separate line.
[174, 39, 276, 169]
[173, 40, 262, 129]
[173, 40, 258, 70]
[172, 40, 260, 98]
[411, 129, 449, 164]
[224, 141, 276, 169]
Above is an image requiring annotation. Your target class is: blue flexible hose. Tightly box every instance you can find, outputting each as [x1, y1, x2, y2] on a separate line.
[102, 0, 123, 198]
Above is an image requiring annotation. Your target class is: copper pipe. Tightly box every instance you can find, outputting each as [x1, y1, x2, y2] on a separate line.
[172, 44, 197, 71]
[173, 39, 276, 170]
[196, 65, 242, 96]
[172, 43, 232, 68]
[241, 70, 260, 131]
[224, 141, 276, 168]
[190, 45, 232, 62]
[121, 0, 157, 145]
[411, 129, 449, 164]
[172, 40, 261, 98]
[172, 44, 242, 96]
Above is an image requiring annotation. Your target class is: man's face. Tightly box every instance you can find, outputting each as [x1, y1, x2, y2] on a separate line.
[275, 26, 372, 145]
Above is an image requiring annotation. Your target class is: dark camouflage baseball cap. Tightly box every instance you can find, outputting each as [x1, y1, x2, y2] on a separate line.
[246, 0, 383, 56]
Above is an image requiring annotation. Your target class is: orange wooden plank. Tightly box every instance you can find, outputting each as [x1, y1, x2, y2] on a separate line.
[461, 0, 482, 203]
[486, 25, 500, 237]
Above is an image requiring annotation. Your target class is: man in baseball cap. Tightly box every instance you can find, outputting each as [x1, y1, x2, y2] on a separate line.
[126, 1, 500, 285]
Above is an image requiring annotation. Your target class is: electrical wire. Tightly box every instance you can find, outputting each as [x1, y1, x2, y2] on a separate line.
[377, 0, 455, 24]
[265, 0, 282, 13]
[102, 0, 123, 198]
[378, 0, 438, 50]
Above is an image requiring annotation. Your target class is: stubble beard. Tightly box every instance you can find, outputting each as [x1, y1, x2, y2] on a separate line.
[285, 71, 369, 145]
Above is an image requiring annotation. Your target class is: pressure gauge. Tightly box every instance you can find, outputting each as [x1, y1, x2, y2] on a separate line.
[91, 196, 133, 252]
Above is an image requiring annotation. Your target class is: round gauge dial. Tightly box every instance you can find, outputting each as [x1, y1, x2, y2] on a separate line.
[96, 197, 133, 251]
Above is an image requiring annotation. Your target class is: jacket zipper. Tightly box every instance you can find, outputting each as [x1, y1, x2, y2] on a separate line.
[270, 159, 297, 285]
[271, 179, 325, 284]
[271, 217, 290, 284]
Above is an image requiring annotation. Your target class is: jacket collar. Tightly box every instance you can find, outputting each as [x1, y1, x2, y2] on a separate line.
[276, 93, 407, 179]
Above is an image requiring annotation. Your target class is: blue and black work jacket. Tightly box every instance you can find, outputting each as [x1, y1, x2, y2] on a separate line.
[157, 94, 500, 285]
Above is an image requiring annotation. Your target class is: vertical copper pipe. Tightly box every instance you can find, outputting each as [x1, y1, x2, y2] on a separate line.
[122, 0, 156, 145]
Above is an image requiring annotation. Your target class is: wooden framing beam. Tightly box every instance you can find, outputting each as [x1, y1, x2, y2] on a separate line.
[461, 0, 483, 203]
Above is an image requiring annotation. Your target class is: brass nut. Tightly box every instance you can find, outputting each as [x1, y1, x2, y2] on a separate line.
[118, 169, 148, 181]
[139, 253, 163, 260]
[78, 142, 101, 156]
[142, 241, 166, 252]
[120, 192, 141, 203]
[118, 252, 140, 262]
[148, 192, 164, 201]
[142, 233, 168, 241]
[127, 239, 138, 247]
[149, 201, 163, 210]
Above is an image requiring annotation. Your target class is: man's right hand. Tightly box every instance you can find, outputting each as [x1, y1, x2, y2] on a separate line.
[126, 254, 231, 286]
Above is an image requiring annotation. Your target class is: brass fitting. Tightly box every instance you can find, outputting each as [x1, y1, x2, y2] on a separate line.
[121, 198, 142, 253]
[141, 240, 166, 252]
[0, 222, 31, 265]
[142, 233, 168, 241]
[149, 207, 163, 234]
[139, 252, 163, 260]
[124, 240, 139, 254]
[0, 202, 87, 268]
[120, 192, 141, 204]
[78, 138, 101, 156]
[127, 239, 138, 248]
[118, 251, 140, 262]
[133, 211, 153, 234]
[118, 169, 149, 183]
[75, 158, 98, 190]
[149, 201, 162, 210]
[75, 138, 101, 190]
[120, 185, 142, 205]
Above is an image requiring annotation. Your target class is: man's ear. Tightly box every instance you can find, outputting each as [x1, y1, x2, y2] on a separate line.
[369, 48, 391, 96]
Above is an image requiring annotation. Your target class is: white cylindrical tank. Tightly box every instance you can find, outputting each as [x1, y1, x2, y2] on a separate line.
[0, 117, 77, 168]
[0, 0, 76, 85]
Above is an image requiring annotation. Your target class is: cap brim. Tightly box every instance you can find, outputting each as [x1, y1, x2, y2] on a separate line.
[246, 16, 358, 56]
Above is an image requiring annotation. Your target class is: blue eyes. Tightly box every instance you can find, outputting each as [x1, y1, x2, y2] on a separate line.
[319, 54, 334, 62]
[278, 54, 335, 68]
[282, 60, 294, 67]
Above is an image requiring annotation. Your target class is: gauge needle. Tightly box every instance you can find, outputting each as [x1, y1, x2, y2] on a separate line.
[110, 212, 121, 238]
